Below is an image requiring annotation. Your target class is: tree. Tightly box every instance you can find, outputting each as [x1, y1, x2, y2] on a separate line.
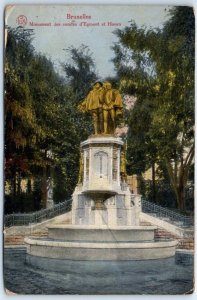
[112, 7, 194, 210]
[62, 44, 98, 99]
[5, 27, 39, 198]
[51, 45, 99, 201]
[5, 28, 98, 211]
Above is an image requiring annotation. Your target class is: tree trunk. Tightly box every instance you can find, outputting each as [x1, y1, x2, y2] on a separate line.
[177, 185, 185, 211]
[41, 166, 47, 209]
[137, 174, 145, 195]
[17, 172, 21, 195]
[12, 169, 17, 196]
[152, 163, 156, 203]
[27, 178, 32, 194]
[165, 143, 194, 211]
[165, 160, 185, 210]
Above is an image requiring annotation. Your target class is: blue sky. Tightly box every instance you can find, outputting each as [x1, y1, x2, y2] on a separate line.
[6, 5, 171, 78]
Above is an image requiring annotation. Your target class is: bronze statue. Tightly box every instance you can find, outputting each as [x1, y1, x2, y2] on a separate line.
[78, 81, 123, 135]
[78, 82, 104, 134]
[103, 82, 123, 134]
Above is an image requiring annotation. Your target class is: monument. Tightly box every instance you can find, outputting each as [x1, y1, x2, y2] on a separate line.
[25, 82, 177, 261]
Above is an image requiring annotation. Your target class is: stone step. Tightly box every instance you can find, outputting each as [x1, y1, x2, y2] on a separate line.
[159, 217, 171, 222]
[148, 213, 158, 218]
[140, 221, 151, 226]
[140, 219, 194, 250]
[155, 228, 194, 250]
[4, 231, 48, 246]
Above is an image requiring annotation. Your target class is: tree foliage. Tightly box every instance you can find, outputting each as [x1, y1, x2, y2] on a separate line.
[5, 27, 98, 212]
[112, 7, 194, 209]
[62, 44, 98, 99]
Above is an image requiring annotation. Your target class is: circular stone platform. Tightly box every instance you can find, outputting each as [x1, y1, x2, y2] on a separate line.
[24, 224, 178, 261]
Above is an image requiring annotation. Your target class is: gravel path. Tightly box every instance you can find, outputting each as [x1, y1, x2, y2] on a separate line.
[3, 248, 194, 295]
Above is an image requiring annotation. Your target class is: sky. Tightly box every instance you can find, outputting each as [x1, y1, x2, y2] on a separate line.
[6, 5, 171, 79]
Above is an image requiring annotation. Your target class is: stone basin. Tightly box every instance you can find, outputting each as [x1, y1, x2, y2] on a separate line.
[47, 224, 157, 242]
[25, 224, 178, 261]
[25, 236, 178, 261]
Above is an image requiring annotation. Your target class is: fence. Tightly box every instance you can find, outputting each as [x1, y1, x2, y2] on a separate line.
[4, 197, 194, 228]
[141, 198, 193, 227]
[4, 199, 72, 228]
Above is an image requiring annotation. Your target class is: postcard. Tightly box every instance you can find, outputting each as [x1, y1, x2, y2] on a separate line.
[4, 4, 194, 295]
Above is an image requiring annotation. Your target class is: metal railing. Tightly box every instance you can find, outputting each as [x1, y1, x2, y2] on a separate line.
[141, 198, 194, 228]
[4, 197, 194, 228]
[4, 199, 72, 228]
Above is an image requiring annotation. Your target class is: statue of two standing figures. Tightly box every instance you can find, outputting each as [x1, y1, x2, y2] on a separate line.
[78, 81, 123, 135]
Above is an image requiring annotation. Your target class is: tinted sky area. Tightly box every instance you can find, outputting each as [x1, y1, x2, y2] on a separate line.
[6, 5, 171, 78]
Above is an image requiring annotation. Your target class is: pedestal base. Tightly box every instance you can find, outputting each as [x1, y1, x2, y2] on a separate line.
[72, 191, 141, 227]
[25, 235, 177, 261]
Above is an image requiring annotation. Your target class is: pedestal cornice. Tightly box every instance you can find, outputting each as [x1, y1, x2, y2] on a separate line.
[81, 135, 124, 148]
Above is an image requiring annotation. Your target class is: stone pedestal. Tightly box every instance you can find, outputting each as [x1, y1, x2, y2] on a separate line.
[72, 136, 141, 227]
[25, 135, 178, 261]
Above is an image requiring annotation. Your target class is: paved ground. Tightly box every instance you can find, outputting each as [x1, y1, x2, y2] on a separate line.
[3, 247, 194, 295]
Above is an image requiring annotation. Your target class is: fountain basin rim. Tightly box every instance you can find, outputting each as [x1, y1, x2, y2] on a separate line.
[24, 237, 178, 249]
[82, 189, 117, 196]
[47, 224, 157, 230]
